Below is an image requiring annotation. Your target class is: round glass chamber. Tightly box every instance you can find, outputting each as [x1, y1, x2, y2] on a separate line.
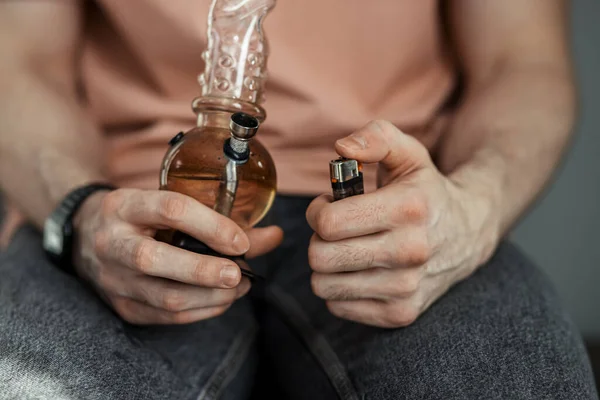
[160, 126, 277, 229]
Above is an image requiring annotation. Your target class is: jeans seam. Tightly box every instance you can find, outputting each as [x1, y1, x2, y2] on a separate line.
[267, 284, 360, 400]
[195, 322, 258, 400]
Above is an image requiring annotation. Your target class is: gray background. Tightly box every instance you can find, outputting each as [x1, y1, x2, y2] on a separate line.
[512, 0, 600, 338]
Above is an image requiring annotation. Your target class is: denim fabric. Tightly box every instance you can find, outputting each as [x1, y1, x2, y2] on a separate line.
[259, 197, 599, 400]
[0, 196, 597, 399]
[0, 226, 258, 400]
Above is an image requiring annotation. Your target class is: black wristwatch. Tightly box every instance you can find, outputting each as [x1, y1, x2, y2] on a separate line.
[43, 183, 117, 275]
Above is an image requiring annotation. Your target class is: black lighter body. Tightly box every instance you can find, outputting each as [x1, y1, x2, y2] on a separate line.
[330, 157, 365, 201]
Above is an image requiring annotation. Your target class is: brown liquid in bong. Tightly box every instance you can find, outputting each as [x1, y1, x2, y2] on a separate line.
[166, 171, 276, 230]
[162, 126, 277, 230]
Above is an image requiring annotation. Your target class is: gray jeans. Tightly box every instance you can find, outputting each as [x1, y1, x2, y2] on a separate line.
[0, 196, 597, 399]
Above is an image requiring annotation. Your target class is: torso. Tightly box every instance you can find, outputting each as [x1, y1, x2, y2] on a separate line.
[83, 0, 456, 195]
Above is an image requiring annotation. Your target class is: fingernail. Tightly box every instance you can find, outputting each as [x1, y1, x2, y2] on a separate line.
[220, 265, 240, 288]
[232, 233, 249, 253]
[337, 134, 367, 150]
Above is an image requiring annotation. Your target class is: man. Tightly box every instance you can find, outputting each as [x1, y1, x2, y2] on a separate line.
[0, 0, 597, 399]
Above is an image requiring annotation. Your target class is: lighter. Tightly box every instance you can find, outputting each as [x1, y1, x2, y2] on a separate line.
[329, 157, 364, 201]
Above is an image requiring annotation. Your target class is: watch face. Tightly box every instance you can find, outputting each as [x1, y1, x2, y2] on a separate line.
[43, 218, 64, 255]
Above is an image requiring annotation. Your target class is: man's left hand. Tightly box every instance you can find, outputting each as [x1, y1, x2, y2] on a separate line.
[306, 120, 499, 328]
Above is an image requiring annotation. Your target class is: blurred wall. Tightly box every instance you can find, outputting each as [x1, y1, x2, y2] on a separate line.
[512, 0, 600, 337]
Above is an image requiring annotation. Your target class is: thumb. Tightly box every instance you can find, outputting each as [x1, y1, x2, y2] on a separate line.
[335, 120, 433, 176]
[245, 226, 284, 259]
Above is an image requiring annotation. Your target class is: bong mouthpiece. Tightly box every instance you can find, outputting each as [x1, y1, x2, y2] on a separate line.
[224, 112, 260, 163]
[230, 112, 259, 140]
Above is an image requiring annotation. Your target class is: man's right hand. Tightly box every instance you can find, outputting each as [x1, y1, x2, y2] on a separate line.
[72, 188, 283, 325]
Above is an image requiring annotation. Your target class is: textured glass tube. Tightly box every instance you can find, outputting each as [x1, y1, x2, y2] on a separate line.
[157, 0, 278, 253]
[198, 0, 275, 105]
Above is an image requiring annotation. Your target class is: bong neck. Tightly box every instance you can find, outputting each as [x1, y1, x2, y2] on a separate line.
[193, 97, 265, 129]
[194, 0, 275, 128]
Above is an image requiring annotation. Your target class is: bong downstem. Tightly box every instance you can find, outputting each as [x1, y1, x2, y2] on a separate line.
[214, 113, 260, 216]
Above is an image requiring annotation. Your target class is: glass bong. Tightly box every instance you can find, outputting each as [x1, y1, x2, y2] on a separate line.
[158, 0, 277, 277]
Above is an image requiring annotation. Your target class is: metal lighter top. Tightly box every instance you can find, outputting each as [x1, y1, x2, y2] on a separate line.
[329, 157, 365, 201]
[329, 158, 362, 183]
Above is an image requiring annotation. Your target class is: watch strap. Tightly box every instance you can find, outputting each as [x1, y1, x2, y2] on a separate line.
[43, 183, 117, 275]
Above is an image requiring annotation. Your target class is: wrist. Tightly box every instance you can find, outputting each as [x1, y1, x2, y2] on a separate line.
[447, 169, 502, 267]
[43, 183, 116, 277]
[71, 190, 111, 278]
[72, 190, 109, 232]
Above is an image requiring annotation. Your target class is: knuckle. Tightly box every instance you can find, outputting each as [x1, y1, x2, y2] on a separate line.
[160, 290, 187, 312]
[100, 190, 124, 215]
[92, 231, 110, 256]
[212, 218, 234, 244]
[158, 194, 188, 223]
[384, 304, 419, 327]
[222, 288, 238, 304]
[170, 311, 196, 325]
[315, 207, 338, 241]
[406, 240, 431, 266]
[398, 193, 429, 224]
[112, 297, 136, 324]
[310, 273, 324, 297]
[406, 247, 431, 266]
[209, 305, 230, 318]
[325, 301, 343, 317]
[393, 232, 431, 267]
[391, 273, 420, 297]
[132, 240, 157, 273]
[403, 274, 421, 295]
[172, 305, 227, 324]
[191, 257, 213, 284]
[120, 313, 138, 325]
[308, 243, 327, 272]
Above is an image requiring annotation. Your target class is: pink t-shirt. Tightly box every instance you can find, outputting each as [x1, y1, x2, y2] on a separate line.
[83, 0, 455, 195]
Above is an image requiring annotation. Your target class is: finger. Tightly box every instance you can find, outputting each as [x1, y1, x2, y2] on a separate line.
[335, 120, 434, 175]
[327, 299, 419, 328]
[103, 235, 243, 288]
[307, 192, 389, 240]
[245, 226, 284, 259]
[311, 267, 422, 301]
[305, 194, 331, 232]
[111, 296, 231, 325]
[134, 277, 251, 312]
[112, 189, 250, 255]
[308, 229, 431, 273]
[306, 187, 429, 241]
[308, 232, 384, 273]
[105, 272, 250, 312]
